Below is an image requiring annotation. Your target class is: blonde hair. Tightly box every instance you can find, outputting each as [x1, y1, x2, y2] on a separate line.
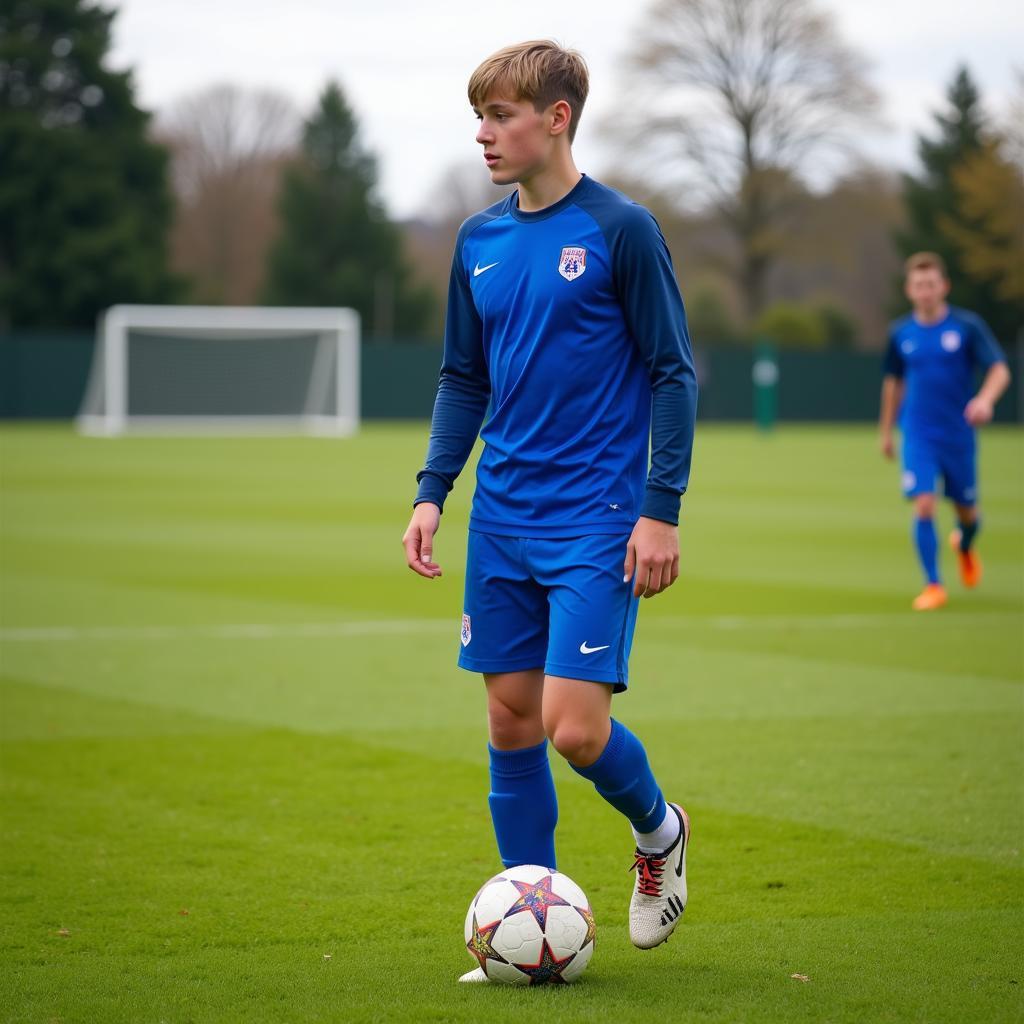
[905, 251, 948, 279]
[468, 40, 589, 142]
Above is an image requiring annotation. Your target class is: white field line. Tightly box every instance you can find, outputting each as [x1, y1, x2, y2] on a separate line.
[648, 612, 1021, 631]
[0, 612, 1017, 643]
[0, 620, 452, 642]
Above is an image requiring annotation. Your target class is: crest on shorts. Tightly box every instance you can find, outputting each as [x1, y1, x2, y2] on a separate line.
[558, 246, 587, 281]
[461, 614, 472, 647]
[941, 330, 962, 352]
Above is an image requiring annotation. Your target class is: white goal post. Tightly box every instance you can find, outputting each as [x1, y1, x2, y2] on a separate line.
[77, 305, 360, 436]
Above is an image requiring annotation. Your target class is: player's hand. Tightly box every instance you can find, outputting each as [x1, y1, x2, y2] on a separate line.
[623, 517, 679, 599]
[402, 503, 442, 579]
[964, 396, 994, 426]
[880, 431, 895, 460]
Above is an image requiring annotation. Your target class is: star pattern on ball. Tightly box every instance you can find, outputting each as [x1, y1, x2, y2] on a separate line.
[514, 938, 577, 986]
[466, 913, 507, 973]
[574, 903, 596, 947]
[503, 874, 571, 930]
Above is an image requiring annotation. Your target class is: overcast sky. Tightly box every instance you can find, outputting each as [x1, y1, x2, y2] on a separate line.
[109, 0, 1023, 219]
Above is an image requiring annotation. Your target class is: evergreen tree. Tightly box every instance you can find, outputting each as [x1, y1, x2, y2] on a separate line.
[896, 66, 1016, 341]
[940, 139, 1024, 314]
[264, 82, 433, 336]
[0, 0, 180, 328]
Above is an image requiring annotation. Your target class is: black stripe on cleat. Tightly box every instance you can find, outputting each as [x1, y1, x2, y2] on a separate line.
[659, 895, 686, 927]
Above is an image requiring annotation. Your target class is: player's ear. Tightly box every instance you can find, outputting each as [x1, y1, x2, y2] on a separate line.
[548, 99, 572, 138]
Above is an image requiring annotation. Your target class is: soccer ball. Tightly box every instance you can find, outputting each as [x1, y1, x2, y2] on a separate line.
[464, 864, 596, 985]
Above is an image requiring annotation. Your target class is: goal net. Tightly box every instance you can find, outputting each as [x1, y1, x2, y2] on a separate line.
[77, 305, 360, 436]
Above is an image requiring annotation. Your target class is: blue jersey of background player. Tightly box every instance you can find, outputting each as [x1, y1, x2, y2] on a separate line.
[879, 252, 1010, 611]
[401, 41, 698, 975]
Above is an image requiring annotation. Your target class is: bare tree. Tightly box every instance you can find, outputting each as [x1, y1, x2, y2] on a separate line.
[419, 161, 515, 235]
[611, 0, 879, 319]
[157, 85, 300, 304]
[403, 162, 515, 334]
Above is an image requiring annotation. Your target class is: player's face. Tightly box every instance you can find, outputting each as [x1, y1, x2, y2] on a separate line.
[905, 268, 950, 315]
[474, 93, 554, 186]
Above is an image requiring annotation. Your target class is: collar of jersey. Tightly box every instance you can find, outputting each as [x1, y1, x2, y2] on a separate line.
[509, 174, 590, 223]
[910, 307, 953, 330]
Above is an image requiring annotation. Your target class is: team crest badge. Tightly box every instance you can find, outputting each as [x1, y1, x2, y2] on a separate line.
[558, 246, 587, 281]
[461, 614, 472, 647]
[941, 330, 961, 352]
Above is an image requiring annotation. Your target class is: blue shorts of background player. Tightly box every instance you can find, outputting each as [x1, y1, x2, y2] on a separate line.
[460, 531, 640, 690]
[901, 434, 977, 507]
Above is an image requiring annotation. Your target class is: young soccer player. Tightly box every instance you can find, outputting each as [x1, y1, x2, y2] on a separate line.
[879, 252, 1010, 610]
[401, 41, 698, 977]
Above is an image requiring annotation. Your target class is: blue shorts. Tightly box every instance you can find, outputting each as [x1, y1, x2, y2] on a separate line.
[901, 434, 977, 506]
[459, 530, 639, 692]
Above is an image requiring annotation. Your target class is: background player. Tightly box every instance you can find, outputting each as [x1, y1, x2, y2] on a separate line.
[401, 41, 698, 975]
[879, 251, 1010, 610]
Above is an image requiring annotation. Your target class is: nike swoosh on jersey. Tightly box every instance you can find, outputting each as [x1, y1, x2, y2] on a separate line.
[473, 261, 499, 277]
[579, 642, 610, 655]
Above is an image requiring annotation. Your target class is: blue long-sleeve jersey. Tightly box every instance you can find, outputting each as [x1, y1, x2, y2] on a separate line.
[415, 175, 697, 537]
[883, 307, 1006, 446]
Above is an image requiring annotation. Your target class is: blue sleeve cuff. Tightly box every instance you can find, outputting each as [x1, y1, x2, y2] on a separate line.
[414, 473, 450, 512]
[640, 486, 682, 525]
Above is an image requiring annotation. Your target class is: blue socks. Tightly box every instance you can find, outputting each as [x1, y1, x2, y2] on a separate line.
[488, 740, 558, 870]
[570, 719, 666, 833]
[958, 517, 980, 553]
[488, 724, 667, 866]
[914, 517, 940, 584]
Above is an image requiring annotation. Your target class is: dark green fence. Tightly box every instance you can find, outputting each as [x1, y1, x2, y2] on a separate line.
[0, 331, 97, 418]
[1, 331, 1020, 423]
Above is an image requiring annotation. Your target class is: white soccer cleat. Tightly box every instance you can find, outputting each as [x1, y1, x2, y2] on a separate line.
[628, 803, 690, 949]
[458, 966, 490, 983]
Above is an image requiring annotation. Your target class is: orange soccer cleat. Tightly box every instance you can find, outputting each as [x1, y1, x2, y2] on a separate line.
[912, 583, 948, 611]
[949, 530, 983, 588]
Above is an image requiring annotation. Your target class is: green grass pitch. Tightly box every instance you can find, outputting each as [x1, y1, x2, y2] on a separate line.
[1, 423, 1022, 1023]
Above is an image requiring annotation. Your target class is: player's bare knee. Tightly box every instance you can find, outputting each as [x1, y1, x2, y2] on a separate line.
[487, 696, 542, 748]
[955, 503, 978, 524]
[913, 494, 936, 518]
[546, 720, 603, 766]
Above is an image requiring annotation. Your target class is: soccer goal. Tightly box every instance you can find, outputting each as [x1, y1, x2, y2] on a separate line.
[77, 305, 360, 436]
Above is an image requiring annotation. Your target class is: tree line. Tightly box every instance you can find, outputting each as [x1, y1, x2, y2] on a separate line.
[1, 0, 1021, 349]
